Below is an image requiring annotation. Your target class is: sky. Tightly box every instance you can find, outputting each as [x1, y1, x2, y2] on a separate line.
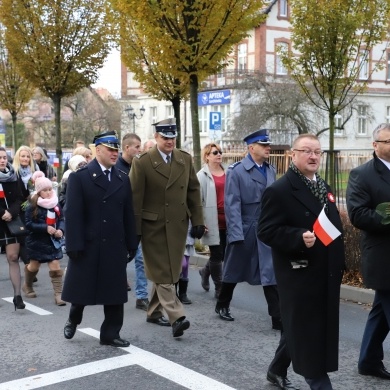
[92, 48, 121, 98]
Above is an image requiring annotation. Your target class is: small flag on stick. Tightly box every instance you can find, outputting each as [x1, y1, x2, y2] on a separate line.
[0, 183, 4, 198]
[53, 158, 60, 168]
[313, 206, 341, 246]
[46, 210, 56, 225]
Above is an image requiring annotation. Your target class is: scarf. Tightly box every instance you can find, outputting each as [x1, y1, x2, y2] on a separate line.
[37, 192, 59, 210]
[289, 162, 328, 211]
[19, 166, 32, 188]
[0, 163, 18, 183]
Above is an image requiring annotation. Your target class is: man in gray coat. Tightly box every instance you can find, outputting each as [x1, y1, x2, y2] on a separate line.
[347, 122, 390, 380]
[215, 129, 281, 331]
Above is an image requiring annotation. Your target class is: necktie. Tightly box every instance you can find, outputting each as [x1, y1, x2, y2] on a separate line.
[166, 155, 171, 164]
[104, 169, 110, 181]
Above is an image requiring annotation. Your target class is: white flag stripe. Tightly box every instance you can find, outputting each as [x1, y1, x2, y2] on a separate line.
[317, 207, 341, 239]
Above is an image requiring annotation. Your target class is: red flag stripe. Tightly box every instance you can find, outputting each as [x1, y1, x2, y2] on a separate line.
[0, 183, 4, 199]
[313, 218, 333, 246]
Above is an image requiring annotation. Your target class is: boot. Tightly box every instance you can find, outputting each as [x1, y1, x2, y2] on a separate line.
[209, 261, 223, 299]
[49, 270, 66, 306]
[199, 263, 210, 291]
[178, 279, 192, 304]
[22, 265, 38, 298]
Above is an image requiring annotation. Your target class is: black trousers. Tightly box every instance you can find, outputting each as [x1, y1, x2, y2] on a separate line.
[69, 303, 124, 341]
[268, 331, 292, 377]
[217, 282, 281, 320]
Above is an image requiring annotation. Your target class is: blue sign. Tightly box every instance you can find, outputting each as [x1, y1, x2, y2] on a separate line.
[198, 89, 230, 106]
[209, 112, 222, 130]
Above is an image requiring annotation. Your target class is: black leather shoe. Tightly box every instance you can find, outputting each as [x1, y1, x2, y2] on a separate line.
[215, 306, 235, 321]
[100, 338, 130, 348]
[146, 316, 171, 327]
[172, 317, 190, 337]
[136, 298, 149, 311]
[267, 371, 300, 389]
[64, 319, 77, 339]
[358, 365, 390, 379]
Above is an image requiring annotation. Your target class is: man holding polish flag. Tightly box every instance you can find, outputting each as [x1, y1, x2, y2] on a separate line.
[313, 206, 342, 246]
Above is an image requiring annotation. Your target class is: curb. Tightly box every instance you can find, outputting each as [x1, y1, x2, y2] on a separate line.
[190, 254, 374, 305]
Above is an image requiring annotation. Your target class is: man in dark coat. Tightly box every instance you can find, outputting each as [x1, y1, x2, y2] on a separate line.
[130, 118, 204, 338]
[258, 134, 345, 390]
[214, 129, 282, 331]
[347, 122, 390, 380]
[62, 131, 138, 348]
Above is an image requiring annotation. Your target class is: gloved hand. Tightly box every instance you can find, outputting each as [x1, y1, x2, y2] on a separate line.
[127, 249, 137, 262]
[67, 250, 82, 260]
[190, 225, 206, 239]
[230, 240, 244, 245]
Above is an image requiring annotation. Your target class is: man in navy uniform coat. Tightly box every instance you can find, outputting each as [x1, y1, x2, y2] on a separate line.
[62, 131, 138, 348]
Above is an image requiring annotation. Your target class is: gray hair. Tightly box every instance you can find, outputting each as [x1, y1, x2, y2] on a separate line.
[373, 123, 390, 141]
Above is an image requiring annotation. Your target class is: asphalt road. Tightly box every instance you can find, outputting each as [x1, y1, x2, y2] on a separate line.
[0, 254, 389, 390]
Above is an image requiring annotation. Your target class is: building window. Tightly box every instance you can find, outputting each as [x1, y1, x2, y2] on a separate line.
[165, 105, 174, 118]
[387, 52, 390, 81]
[238, 43, 247, 73]
[150, 106, 157, 124]
[199, 106, 208, 133]
[386, 106, 390, 123]
[212, 105, 230, 132]
[357, 105, 368, 135]
[279, 0, 288, 17]
[275, 42, 288, 75]
[358, 49, 369, 80]
[274, 115, 286, 130]
[334, 114, 343, 135]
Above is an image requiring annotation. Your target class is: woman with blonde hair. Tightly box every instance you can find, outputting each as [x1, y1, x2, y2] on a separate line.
[197, 143, 226, 298]
[12, 145, 39, 265]
[72, 146, 93, 163]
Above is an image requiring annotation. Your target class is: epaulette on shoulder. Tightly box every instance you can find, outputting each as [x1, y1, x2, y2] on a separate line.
[117, 168, 128, 175]
[137, 151, 148, 159]
[76, 165, 88, 173]
[228, 161, 241, 169]
[177, 148, 191, 156]
[265, 161, 276, 170]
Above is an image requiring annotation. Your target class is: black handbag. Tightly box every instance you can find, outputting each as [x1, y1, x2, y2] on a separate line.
[3, 193, 28, 237]
[6, 215, 28, 237]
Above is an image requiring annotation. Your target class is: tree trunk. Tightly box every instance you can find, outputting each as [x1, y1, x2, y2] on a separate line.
[327, 110, 335, 192]
[172, 95, 181, 149]
[189, 74, 201, 171]
[52, 94, 63, 179]
[11, 111, 17, 153]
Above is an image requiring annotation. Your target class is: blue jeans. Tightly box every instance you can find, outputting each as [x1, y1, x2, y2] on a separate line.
[133, 243, 148, 299]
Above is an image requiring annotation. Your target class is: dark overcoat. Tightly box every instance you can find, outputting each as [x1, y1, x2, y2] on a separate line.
[346, 153, 390, 290]
[62, 159, 137, 305]
[223, 156, 276, 286]
[0, 178, 24, 236]
[130, 146, 203, 284]
[25, 204, 64, 261]
[258, 168, 345, 378]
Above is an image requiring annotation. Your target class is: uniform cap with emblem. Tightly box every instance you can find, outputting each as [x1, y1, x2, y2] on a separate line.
[243, 129, 272, 145]
[93, 131, 120, 150]
[153, 118, 177, 139]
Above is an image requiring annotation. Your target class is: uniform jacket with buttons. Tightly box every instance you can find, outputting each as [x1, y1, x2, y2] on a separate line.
[130, 146, 203, 284]
[62, 158, 137, 305]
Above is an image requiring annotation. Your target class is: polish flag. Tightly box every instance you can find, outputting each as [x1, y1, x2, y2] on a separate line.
[46, 210, 56, 225]
[313, 206, 341, 246]
[53, 158, 60, 168]
[0, 184, 4, 198]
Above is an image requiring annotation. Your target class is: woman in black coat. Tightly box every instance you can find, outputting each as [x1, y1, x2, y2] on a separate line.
[0, 147, 25, 310]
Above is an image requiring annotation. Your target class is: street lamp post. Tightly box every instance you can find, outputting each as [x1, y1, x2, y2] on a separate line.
[124, 105, 146, 132]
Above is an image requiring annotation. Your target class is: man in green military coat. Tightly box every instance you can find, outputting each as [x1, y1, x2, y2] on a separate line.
[130, 118, 204, 338]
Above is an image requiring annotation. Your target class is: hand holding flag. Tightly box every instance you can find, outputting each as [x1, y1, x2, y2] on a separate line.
[313, 206, 341, 246]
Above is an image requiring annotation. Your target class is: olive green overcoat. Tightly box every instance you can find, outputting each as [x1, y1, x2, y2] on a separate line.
[130, 146, 203, 283]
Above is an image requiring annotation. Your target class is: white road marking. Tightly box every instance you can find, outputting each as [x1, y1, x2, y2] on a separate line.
[0, 327, 236, 390]
[2, 297, 52, 315]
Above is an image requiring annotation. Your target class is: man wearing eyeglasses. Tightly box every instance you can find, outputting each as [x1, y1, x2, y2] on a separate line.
[347, 123, 390, 381]
[258, 134, 345, 390]
[130, 118, 205, 338]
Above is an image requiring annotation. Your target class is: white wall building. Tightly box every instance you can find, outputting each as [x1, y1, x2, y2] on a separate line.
[120, 0, 390, 152]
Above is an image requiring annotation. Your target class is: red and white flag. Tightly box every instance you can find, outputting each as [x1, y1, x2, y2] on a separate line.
[46, 210, 56, 225]
[53, 158, 60, 168]
[0, 184, 4, 199]
[313, 206, 341, 246]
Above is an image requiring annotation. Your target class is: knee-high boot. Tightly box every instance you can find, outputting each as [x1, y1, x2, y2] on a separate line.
[198, 261, 210, 291]
[49, 270, 66, 306]
[178, 279, 192, 304]
[22, 265, 38, 298]
[209, 261, 223, 298]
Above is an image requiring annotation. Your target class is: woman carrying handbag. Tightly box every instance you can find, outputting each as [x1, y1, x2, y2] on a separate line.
[0, 147, 26, 310]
